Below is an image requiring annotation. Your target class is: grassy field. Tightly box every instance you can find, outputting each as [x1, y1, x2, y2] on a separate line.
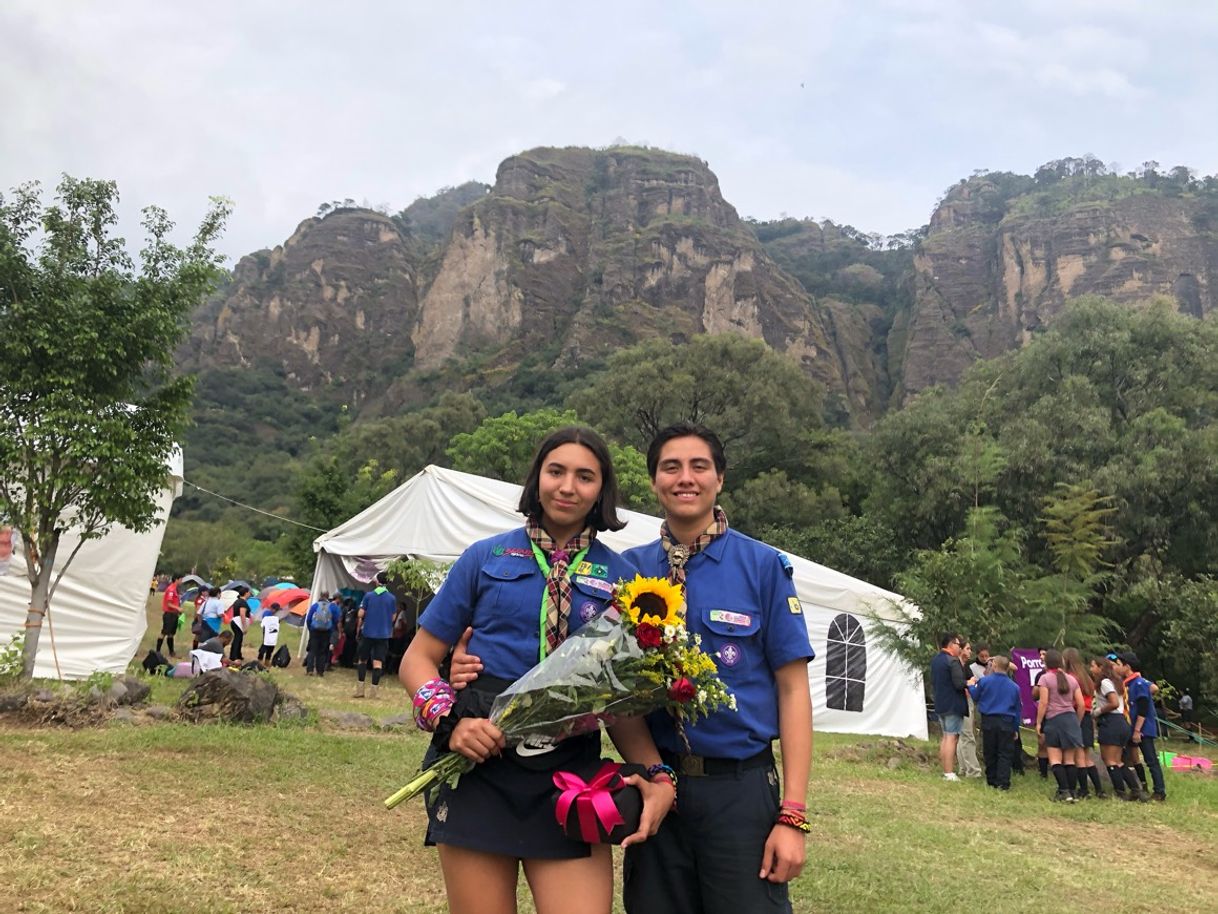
[1, 599, 1216, 913]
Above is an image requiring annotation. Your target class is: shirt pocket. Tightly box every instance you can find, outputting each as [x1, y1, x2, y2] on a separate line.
[699, 606, 762, 675]
[570, 575, 616, 626]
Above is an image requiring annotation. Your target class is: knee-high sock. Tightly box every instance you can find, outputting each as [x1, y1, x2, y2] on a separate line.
[1051, 763, 1070, 791]
[1073, 766, 1088, 797]
[1087, 765, 1103, 792]
[166, 636, 175, 655]
[1038, 757, 1050, 779]
[1106, 766, 1128, 794]
[1064, 764, 1079, 794]
[156, 637, 165, 652]
[1124, 766, 1143, 793]
[371, 667, 383, 686]
[357, 662, 367, 683]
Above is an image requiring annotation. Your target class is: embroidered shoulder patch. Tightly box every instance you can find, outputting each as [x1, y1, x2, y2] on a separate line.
[787, 597, 803, 615]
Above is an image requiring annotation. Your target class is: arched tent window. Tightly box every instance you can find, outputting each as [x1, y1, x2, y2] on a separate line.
[825, 613, 866, 712]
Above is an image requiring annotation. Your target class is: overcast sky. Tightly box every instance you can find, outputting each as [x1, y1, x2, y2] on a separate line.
[4, 0, 1217, 261]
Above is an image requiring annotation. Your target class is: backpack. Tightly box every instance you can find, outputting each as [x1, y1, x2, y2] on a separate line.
[272, 645, 291, 668]
[310, 604, 333, 631]
[142, 649, 168, 674]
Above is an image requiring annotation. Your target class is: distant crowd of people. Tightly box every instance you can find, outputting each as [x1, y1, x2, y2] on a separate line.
[932, 633, 1176, 802]
[152, 571, 413, 684]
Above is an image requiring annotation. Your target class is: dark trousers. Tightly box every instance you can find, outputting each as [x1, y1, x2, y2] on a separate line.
[624, 761, 790, 914]
[229, 622, 245, 660]
[1137, 736, 1166, 795]
[980, 715, 1017, 789]
[306, 629, 331, 674]
[257, 644, 274, 663]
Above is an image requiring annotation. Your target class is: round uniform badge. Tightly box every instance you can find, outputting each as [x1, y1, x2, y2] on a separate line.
[719, 642, 742, 667]
[579, 601, 599, 622]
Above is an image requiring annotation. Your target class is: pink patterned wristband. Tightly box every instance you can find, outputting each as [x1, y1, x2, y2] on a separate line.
[413, 678, 455, 732]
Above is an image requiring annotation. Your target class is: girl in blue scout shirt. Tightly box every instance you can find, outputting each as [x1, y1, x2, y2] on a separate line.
[401, 427, 675, 914]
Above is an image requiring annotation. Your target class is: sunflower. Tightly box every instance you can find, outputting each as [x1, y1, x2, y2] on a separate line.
[618, 575, 684, 628]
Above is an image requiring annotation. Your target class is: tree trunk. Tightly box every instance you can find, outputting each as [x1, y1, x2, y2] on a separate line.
[19, 536, 58, 680]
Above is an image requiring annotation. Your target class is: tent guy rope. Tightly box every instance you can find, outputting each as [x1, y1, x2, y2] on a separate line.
[182, 480, 328, 533]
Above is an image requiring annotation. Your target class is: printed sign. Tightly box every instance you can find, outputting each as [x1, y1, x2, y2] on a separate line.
[1010, 648, 1044, 726]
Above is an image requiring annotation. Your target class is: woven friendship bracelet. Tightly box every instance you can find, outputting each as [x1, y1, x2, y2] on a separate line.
[780, 799, 807, 812]
[776, 810, 812, 834]
[412, 678, 455, 732]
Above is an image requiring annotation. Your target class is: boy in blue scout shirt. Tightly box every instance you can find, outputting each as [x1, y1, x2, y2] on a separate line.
[401, 427, 675, 914]
[966, 655, 1022, 790]
[1112, 652, 1165, 801]
[354, 573, 397, 697]
[621, 422, 814, 914]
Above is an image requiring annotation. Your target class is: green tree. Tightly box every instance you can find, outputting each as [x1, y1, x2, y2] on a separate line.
[0, 177, 228, 677]
[720, 470, 844, 538]
[567, 335, 825, 484]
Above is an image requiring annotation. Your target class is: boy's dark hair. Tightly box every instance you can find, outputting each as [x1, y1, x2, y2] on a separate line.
[208, 586, 221, 597]
[645, 422, 727, 478]
[518, 426, 624, 532]
[218, 631, 233, 642]
[1117, 651, 1140, 671]
[938, 632, 960, 649]
[376, 571, 389, 586]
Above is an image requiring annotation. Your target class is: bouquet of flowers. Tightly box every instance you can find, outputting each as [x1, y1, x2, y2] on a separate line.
[385, 575, 735, 809]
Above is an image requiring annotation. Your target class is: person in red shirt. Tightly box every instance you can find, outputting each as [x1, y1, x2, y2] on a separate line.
[156, 573, 183, 657]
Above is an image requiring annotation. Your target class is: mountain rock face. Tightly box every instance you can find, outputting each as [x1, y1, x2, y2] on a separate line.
[189, 209, 418, 400]
[410, 147, 856, 408]
[898, 177, 1218, 396]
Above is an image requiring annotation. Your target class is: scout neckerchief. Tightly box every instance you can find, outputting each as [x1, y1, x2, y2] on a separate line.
[660, 505, 729, 588]
[525, 519, 593, 659]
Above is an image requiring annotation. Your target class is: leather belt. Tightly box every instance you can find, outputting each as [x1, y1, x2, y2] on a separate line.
[662, 746, 774, 778]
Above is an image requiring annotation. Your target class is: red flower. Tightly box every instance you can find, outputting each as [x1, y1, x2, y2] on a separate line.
[667, 677, 696, 703]
[635, 622, 663, 649]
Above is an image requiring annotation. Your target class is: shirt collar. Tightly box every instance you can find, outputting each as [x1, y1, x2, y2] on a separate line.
[1123, 673, 1139, 686]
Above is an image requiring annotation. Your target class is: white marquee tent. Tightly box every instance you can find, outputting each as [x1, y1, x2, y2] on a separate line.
[311, 465, 927, 739]
[0, 450, 184, 679]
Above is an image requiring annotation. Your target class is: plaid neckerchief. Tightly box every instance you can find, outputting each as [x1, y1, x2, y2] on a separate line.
[526, 519, 595, 653]
[660, 506, 729, 588]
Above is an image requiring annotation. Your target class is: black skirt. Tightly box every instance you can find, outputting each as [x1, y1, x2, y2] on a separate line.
[1080, 712, 1095, 748]
[422, 677, 602, 860]
[1097, 712, 1132, 747]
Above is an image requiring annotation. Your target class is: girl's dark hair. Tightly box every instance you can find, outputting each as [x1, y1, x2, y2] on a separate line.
[518, 426, 624, 532]
[208, 586, 221, 597]
[1062, 647, 1094, 698]
[645, 422, 726, 478]
[1043, 648, 1071, 695]
[1093, 658, 1122, 699]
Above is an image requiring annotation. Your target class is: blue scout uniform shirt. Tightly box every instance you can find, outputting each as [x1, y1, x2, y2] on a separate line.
[1125, 674, 1158, 737]
[419, 527, 638, 680]
[359, 587, 397, 639]
[623, 528, 814, 760]
[969, 673, 1021, 731]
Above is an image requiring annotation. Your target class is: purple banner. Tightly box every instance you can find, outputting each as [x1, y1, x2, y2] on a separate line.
[1010, 648, 1043, 726]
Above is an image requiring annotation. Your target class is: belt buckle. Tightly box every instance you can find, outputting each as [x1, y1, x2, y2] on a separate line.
[678, 754, 705, 777]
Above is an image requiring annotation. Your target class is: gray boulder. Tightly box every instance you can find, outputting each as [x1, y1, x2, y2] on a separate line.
[178, 669, 280, 723]
[319, 708, 375, 730]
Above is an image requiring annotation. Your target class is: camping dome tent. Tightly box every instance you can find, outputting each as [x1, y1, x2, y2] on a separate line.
[311, 465, 927, 739]
[0, 448, 184, 679]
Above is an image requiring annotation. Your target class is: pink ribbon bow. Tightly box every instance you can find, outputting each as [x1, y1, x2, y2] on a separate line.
[553, 761, 626, 843]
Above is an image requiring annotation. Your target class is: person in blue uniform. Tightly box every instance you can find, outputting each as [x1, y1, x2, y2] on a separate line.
[1113, 652, 1165, 801]
[966, 655, 1022, 789]
[400, 427, 675, 914]
[354, 573, 397, 697]
[620, 422, 814, 914]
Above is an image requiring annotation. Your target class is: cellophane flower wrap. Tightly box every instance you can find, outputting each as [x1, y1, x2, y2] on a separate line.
[385, 575, 735, 810]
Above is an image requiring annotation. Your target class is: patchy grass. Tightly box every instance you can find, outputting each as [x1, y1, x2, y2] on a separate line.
[0, 598, 1214, 912]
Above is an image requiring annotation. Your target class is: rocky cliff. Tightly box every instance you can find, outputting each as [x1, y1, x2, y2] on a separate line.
[898, 175, 1218, 397]
[409, 147, 857, 409]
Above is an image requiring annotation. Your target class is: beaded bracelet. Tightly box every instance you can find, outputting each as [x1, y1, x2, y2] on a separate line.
[776, 810, 812, 834]
[412, 677, 455, 732]
[646, 762, 678, 788]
